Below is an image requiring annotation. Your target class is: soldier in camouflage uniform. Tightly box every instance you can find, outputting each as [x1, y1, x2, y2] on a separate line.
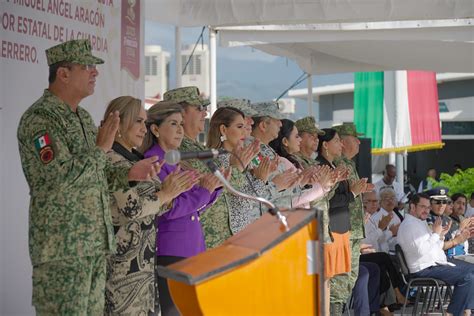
[163, 87, 231, 249]
[293, 117, 336, 246]
[17, 39, 159, 315]
[294, 116, 324, 169]
[330, 123, 369, 311]
[249, 101, 304, 209]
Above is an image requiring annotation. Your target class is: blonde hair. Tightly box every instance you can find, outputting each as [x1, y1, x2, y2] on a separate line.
[103, 96, 142, 140]
[140, 101, 183, 153]
[207, 107, 245, 149]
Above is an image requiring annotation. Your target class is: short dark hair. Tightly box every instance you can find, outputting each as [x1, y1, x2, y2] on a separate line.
[451, 193, 467, 203]
[409, 192, 430, 206]
[48, 61, 73, 84]
[252, 116, 269, 131]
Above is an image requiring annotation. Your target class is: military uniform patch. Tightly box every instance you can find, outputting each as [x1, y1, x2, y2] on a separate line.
[39, 146, 54, 164]
[34, 133, 54, 164]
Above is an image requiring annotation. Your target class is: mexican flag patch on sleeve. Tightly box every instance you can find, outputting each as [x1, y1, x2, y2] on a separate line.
[34, 133, 54, 164]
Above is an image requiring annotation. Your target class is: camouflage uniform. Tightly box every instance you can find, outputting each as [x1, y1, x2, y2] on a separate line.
[294, 116, 324, 170]
[217, 98, 258, 117]
[293, 117, 333, 244]
[164, 87, 231, 249]
[178, 136, 231, 249]
[17, 40, 130, 314]
[248, 101, 302, 209]
[330, 123, 366, 306]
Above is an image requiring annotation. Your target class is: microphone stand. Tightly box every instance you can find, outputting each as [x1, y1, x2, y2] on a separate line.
[206, 159, 326, 315]
[204, 160, 289, 231]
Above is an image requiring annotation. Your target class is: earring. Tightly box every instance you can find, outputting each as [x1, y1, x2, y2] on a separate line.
[325, 148, 329, 157]
[220, 134, 227, 142]
[117, 131, 122, 138]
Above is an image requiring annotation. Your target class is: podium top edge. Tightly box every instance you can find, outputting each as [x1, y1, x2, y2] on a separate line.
[157, 208, 320, 285]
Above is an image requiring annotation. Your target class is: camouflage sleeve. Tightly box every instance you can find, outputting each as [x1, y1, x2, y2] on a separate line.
[108, 153, 167, 220]
[20, 113, 109, 189]
[105, 161, 132, 192]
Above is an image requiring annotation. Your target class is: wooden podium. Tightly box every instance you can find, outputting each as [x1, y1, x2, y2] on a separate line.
[156, 209, 323, 315]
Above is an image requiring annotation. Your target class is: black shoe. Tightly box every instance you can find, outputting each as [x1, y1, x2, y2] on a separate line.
[387, 303, 402, 312]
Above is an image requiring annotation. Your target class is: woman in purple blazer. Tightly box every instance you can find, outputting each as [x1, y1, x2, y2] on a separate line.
[141, 101, 223, 316]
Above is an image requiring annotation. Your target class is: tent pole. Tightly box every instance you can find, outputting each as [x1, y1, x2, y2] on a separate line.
[396, 153, 404, 188]
[307, 73, 313, 117]
[209, 27, 217, 115]
[175, 26, 182, 88]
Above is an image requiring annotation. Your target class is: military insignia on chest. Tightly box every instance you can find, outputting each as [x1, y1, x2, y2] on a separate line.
[34, 133, 54, 164]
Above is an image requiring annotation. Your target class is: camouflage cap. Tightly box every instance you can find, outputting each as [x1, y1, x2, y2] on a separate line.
[46, 39, 104, 66]
[217, 99, 258, 116]
[163, 86, 210, 107]
[251, 101, 286, 119]
[295, 116, 325, 135]
[333, 123, 364, 137]
[426, 187, 449, 201]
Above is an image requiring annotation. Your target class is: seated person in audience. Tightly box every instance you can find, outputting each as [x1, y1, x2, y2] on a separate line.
[362, 191, 408, 308]
[426, 187, 449, 226]
[465, 193, 474, 218]
[370, 188, 401, 253]
[426, 188, 467, 258]
[398, 193, 474, 316]
[446, 193, 474, 262]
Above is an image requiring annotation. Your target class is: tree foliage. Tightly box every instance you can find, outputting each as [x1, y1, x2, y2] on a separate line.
[431, 168, 474, 197]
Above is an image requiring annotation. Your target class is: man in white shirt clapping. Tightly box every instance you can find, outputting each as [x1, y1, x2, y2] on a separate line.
[370, 188, 401, 254]
[398, 193, 474, 316]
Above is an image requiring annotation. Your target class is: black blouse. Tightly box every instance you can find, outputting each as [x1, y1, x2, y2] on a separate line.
[316, 155, 354, 233]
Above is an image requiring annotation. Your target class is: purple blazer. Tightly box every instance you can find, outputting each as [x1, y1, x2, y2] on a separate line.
[144, 143, 221, 258]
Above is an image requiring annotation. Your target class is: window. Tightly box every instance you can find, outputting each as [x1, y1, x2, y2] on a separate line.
[439, 101, 449, 113]
[442, 121, 474, 135]
[145, 56, 157, 76]
[182, 55, 202, 75]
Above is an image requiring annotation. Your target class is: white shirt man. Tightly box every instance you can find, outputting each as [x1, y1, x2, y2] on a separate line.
[370, 207, 401, 253]
[369, 188, 401, 253]
[374, 179, 406, 204]
[374, 164, 407, 203]
[398, 211, 448, 273]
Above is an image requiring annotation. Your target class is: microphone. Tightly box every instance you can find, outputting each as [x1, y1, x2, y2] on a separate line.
[164, 148, 228, 165]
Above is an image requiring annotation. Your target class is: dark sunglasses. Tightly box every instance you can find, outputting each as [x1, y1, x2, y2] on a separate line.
[432, 200, 447, 205]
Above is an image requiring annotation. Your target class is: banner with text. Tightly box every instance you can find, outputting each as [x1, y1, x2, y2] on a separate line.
[0, 1, 144, 314]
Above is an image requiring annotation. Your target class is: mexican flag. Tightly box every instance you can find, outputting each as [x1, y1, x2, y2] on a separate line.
[354, 71, 443, 154]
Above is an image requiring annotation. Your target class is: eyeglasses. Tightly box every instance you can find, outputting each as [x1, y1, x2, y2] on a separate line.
[432, 200, 447, 205]
[364, 199, 378, 203]
[416, 204, 431, 210]
[82, 64, 97, 71]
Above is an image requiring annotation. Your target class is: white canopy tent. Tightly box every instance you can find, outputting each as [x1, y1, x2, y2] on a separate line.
[218, 20, 474, 74]
[145, 0, 474, 101]
[146, 0, 473, 28]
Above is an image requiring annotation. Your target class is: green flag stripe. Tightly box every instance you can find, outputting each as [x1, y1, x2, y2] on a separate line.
[354, 72, 384, 149]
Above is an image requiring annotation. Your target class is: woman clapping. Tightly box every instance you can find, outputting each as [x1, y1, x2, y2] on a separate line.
[103, 96, 196, 315]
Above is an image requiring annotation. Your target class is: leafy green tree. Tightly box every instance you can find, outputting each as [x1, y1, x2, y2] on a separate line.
[431, 168, 474, 197]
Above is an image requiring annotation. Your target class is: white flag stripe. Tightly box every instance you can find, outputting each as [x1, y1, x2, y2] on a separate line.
[395, 70, 412, 147]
